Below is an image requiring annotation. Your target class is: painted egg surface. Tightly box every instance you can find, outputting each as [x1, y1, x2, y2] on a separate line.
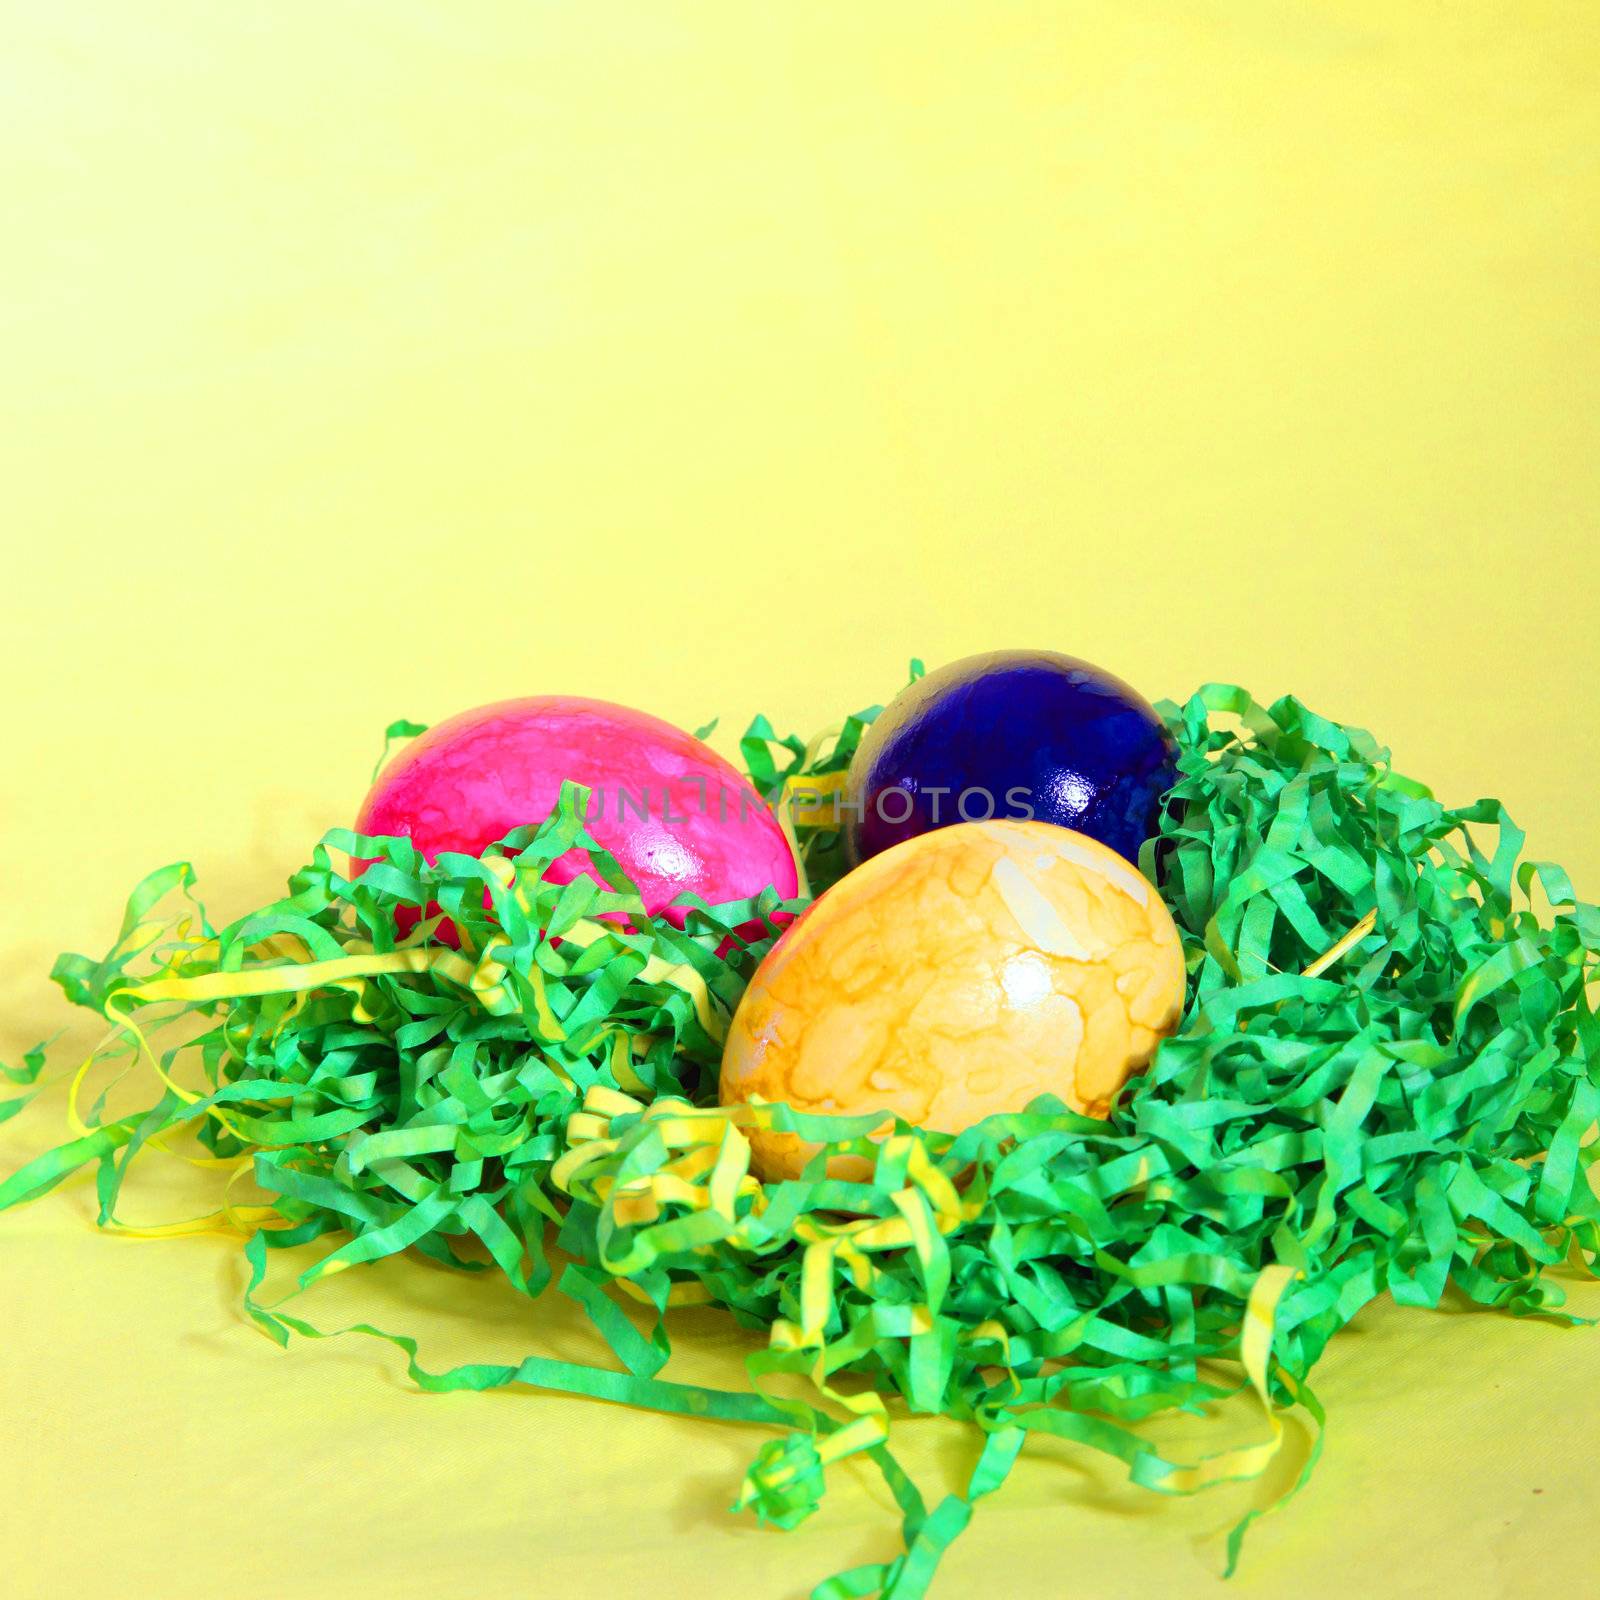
[719, 819, 1186, 1180]
[355, 697, 798, 926]
[846, 649, 1177, 866]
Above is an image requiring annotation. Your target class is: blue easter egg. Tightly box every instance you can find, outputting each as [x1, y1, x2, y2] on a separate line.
[846, 650, 1177, 866]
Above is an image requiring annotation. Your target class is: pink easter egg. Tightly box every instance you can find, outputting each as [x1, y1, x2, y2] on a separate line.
[353, 697, 798, 943]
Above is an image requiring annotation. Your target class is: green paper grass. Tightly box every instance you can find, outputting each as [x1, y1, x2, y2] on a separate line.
[4, 680, 1599, 1600]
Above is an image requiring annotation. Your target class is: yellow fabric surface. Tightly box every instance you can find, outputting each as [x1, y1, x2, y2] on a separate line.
[4, 5, 1599, 1597]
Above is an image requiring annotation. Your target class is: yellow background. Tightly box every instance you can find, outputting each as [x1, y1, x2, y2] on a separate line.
[4, 4, 1598, 1596]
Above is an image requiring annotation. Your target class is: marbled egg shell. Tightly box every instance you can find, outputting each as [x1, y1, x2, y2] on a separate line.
[355, 697, 798, 936]
[720, 819, 1186, 1180]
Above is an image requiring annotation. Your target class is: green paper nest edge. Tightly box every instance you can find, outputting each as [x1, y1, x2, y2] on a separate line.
[4, 675, 1599, 1600]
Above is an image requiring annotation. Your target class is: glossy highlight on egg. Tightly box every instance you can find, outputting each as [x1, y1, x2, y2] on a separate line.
[719, 818, 1187, 1180]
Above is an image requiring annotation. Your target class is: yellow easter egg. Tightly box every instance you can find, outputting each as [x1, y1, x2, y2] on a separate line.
[719, 819, 1186, 1180]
